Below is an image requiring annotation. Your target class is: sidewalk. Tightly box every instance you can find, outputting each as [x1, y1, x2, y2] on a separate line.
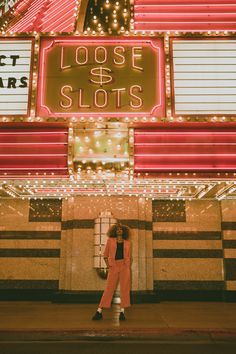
[1, 302, 236, 342]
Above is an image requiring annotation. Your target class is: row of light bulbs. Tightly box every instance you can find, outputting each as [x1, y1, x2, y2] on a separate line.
[1, 116, 235, 123]
[0, 30, 235, 36]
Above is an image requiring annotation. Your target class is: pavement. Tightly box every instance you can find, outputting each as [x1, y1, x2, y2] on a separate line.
[1, 301, 236, 343]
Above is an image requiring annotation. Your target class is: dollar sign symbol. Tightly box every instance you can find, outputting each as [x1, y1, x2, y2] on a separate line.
[89, 67, 113, 86]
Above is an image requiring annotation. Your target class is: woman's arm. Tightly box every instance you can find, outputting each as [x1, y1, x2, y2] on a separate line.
[103, 239, 110, 268]
[130, 240, 133, 265]
[103, 257, 109, 268]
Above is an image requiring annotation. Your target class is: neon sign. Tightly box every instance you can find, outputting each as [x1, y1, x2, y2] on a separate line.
[37, 37, 165, 117]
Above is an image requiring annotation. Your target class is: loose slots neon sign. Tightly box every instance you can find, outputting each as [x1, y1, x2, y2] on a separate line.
[37, 38, 165, 117]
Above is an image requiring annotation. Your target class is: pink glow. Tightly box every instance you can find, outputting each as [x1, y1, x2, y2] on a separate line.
[134, 0, 236, 31]
[0, 143, 66, 145]
[0, 131, 66, 135]
[134, 124, 236, 173]
[0, 126, 69, 178]
[37, 37, 165, 118]
[0, 154, 66, 157]
[135, 154, 236, 157]
[135, 167, 236, 170]
[135, 143, 236, 145]
[41, 0, 75, 32]
[135, 0, 236, 3]
[0, 167, 68, 170]
[14, 0, 32, 15]
[9, 0, 43, 32]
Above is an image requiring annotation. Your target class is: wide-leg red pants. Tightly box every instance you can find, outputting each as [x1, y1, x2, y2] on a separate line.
[99, 259, 130, 308]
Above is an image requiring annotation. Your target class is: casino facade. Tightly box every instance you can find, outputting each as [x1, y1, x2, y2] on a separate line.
[0, 0, 236, 301]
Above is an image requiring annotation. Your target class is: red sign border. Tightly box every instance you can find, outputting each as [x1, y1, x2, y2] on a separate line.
[37, 36, 165, 118]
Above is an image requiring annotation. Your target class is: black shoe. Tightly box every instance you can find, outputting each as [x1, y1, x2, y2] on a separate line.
[119, 312, 126, 321]
[92, 311, 103, 320]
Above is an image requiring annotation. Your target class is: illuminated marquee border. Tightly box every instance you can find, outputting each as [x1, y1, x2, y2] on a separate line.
[0, 36, 34, 117]
[37, 37, 165, 118]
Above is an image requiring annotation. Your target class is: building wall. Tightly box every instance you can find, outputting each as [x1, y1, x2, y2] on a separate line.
[221, 200, 236, 292]
[0, 199, 61, 291]
[0, 197, 235, 299]
[60, 196, 152, 291]
[152, 200, 224, 292]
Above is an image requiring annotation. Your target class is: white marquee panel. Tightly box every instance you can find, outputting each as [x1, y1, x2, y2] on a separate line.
[0, 39, 33, 116]
[173, 40, 236, 115]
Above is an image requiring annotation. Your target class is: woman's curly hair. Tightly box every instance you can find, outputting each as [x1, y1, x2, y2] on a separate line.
[107, 223, 130, 240]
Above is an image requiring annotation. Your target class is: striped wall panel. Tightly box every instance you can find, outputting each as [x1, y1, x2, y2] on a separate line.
[0, 124, 69, 178]
[221, 201, 236, 291]
[0, 280, 59, 290]
[134, 0, 236, 31]
[62, 219, 152, 230]
[172, 39, 236, 115]
[152, 200, 224, 291]
[222, 222, 236, 291]
[0, 231, 61, 239]
[0, 199, 61, 290]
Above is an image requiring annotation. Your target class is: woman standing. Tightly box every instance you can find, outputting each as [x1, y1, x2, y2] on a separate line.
[92, 223, 131, 321]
